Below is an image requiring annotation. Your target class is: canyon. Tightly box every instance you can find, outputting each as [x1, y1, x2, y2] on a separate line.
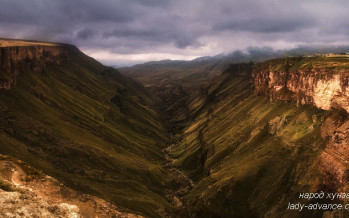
[0, 39, 348, 217]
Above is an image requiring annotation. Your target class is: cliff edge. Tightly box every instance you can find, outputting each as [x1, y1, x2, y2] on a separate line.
[0, 39, 78, 90]
[253, 56, 349, 113]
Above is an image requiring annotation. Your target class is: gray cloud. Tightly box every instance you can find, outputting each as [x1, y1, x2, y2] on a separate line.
[213, 17, 315, 33]
[1, 0, 349, 66]
[77, 29, 97, 40]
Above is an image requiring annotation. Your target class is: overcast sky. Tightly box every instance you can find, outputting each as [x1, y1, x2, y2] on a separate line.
[1, 0, 349, 66]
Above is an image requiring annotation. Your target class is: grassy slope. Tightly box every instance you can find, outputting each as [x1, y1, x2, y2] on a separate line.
[0, 38, 59, 47]
[0, 46, 177, 217]
[170, 68, 330, 217]
[256, 55, 349, 72]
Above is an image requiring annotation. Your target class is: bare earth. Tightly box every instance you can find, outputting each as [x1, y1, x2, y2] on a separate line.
[0, 157, 143, 218]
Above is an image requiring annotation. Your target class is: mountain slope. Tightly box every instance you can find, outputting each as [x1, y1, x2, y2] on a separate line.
[119, 46, 349, 110]
[168, 61, 348, 217]
[0, 39, 180, 217]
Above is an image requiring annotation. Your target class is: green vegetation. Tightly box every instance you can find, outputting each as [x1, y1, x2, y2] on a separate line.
[2, 43, 347, 217]
[0, 47, 178, 217]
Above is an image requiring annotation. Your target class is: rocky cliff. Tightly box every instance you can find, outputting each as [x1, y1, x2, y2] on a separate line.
[0, 41, 75, 90]
[253, 57, 349, 193]
[253, 57, 349, 113]
[318, 110, 349, 192]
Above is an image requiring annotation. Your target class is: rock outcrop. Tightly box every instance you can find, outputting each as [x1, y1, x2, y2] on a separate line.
[0, 42, 76, 90]
[268, 116, 287, 134]
[0, 156, 142, 218]
[318, 111, 349, 191]
[253, 64, 349, 113]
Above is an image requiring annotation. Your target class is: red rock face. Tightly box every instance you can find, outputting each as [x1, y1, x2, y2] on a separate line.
[0, 45, 73, 90]
[252, 65, 349, 192]
[253, 69, 349, 113]
[319, 118, 349, 191]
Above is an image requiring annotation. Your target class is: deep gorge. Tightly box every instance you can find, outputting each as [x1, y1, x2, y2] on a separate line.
[0, 41, 349, 217]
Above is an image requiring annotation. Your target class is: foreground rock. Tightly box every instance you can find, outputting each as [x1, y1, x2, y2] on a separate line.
[0, 156, 142, 218]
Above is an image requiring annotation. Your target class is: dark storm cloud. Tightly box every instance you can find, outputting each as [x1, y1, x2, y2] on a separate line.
[213, 17, 315, 33]
[103, 24, 201, 49]
[77, 29, 96, 40]
[1, 0, 349, 65]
